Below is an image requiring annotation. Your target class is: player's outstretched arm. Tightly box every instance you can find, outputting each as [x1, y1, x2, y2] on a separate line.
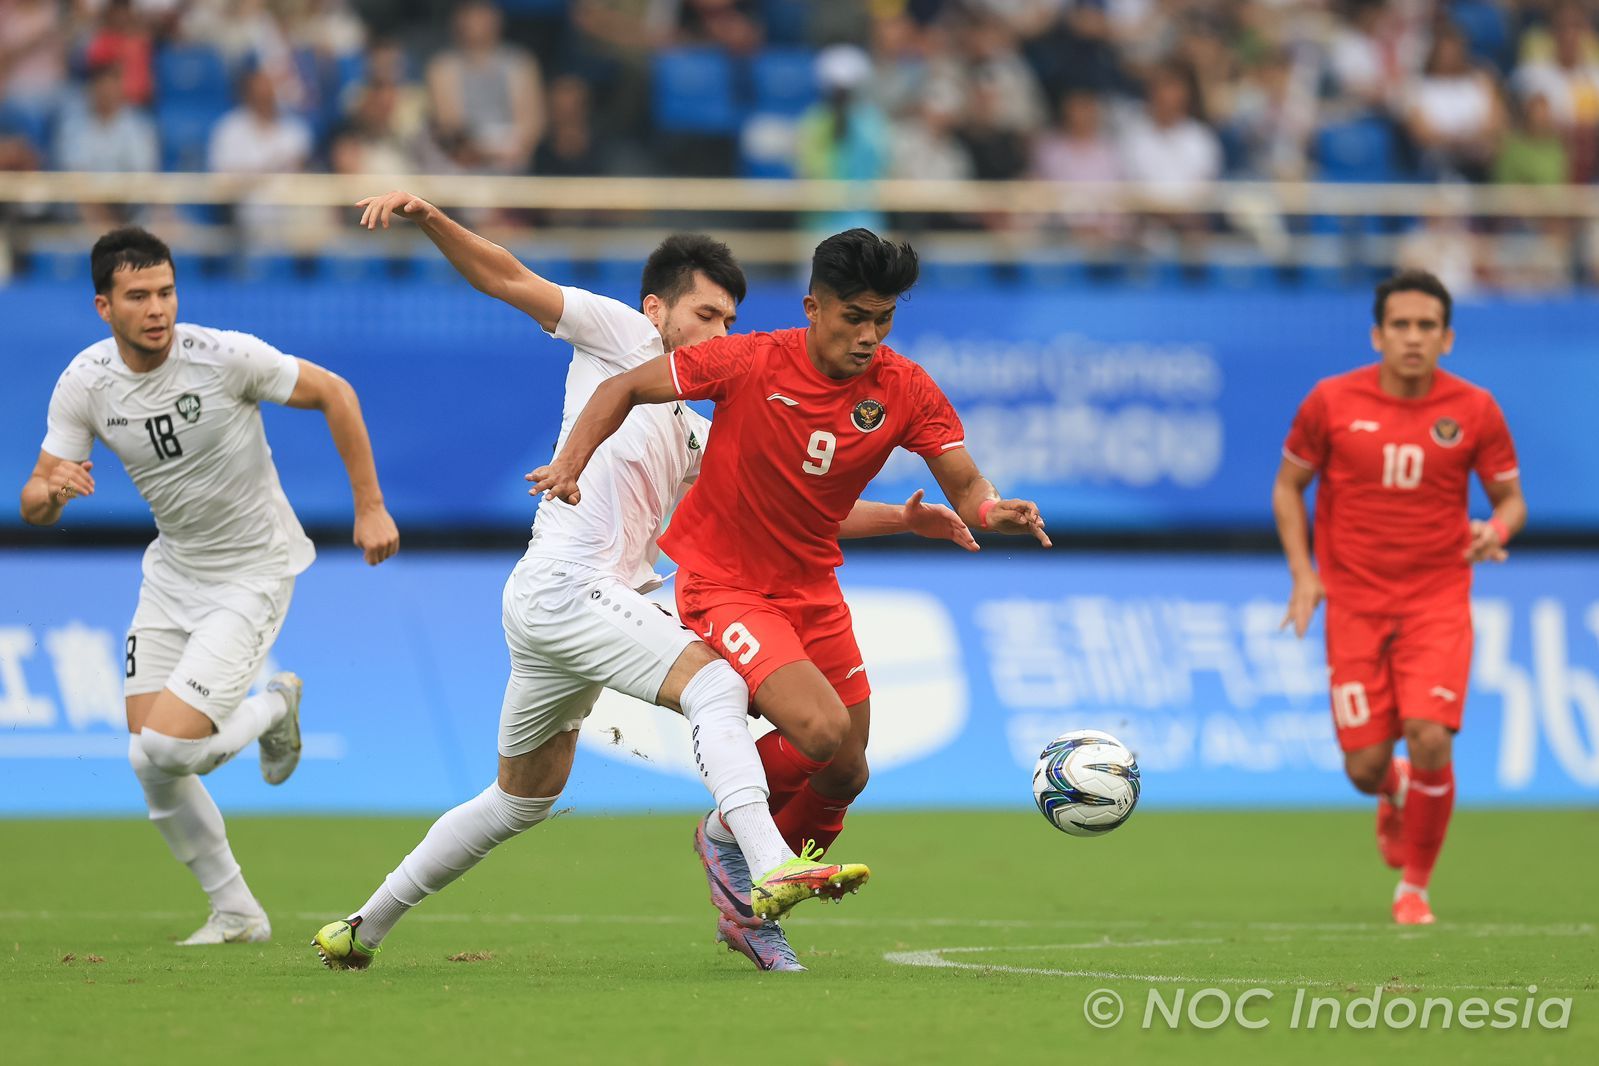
[1272, 456, 1323, 637]
[356, 189, 565, 331]
[925, 448, 1051, 548]
[526, 356, 680, 505]
[19, 450, 95, 526]
[1465, 475, 1526, 564]
[839, 491, 979, 551]
[283, 360, 400, 566]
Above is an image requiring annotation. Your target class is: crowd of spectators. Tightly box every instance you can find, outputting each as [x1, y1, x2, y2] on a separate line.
[2, 0, 1598, 285]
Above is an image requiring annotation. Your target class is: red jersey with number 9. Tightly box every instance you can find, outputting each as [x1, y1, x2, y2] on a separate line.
[661, 328, 965, 593]
[1282, 365, 1518, 615]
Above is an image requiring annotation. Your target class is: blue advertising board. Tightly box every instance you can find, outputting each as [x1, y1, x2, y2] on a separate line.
[2, 279, 1596, 533]
[2, 548, 1595, 815]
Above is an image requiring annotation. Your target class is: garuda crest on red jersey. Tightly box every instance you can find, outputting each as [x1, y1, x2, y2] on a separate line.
[1431, 417, 1463, 447]
[851, 398, 886, 433]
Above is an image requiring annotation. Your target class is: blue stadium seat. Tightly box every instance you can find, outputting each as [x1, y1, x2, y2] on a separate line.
[763, 0, 809, 45]
[1451, 0, 1512, 71]
[652, 48, 741, 135]
[0, 98, 53, 155]
[154, 45, 230, 104]
[1315, 117, 1400, 183]
[156, 101, 228, 171]
[750, 48, 817, 117]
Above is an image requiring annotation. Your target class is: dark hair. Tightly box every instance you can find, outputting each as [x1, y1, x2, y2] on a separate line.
[639, 233, 747, 308]
[1374, 269, 1452, 327]
[91, 227, 174, 295]
[808, 228, 919, 300]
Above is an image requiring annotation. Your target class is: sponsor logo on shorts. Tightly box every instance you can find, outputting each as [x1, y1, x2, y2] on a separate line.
[175, 393, 202, 424]
[1431, 417, 1463, 447]
[851, 398, 886, 433]
[1429, 685, 1458, 702]
[185, 678, 211, 698]
[105, 417, 128, 428]
[844, 664, 866, 679]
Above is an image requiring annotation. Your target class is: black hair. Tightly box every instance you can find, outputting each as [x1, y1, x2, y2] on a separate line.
[808, 228, 919, 301]
[91, 227, 174, 295]
[639, 233, 747, 308]
[1374, 269, 1452, 328]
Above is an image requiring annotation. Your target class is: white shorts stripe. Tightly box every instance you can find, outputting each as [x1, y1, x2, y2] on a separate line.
[939, 440, 966, 452]
[1491, 467, 1520, 482]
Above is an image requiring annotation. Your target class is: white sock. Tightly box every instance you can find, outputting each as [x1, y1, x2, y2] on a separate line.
[128, 735, 260, 915]
[1396, 881, 1429, 900]
[353, 783, 556, 947]
[721, 803, 795, 879]
[137, 690, 285, 776]
[679, 661, 796, 876]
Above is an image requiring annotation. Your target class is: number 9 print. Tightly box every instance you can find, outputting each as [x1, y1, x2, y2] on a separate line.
[721, 622, 761, 665]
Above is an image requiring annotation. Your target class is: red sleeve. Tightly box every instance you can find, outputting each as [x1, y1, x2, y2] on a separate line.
[669, 333, 757, 404]
[899, 366, 967, 459]
[1473, 395, 1519, 484]
[1283, 385, 1329, 471]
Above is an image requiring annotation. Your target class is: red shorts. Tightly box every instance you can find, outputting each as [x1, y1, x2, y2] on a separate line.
[1324, 601, 1472, 753]
[674, 568, 870, 707]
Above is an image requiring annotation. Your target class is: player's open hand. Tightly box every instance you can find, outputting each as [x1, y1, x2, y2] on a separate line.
[986, 498, 1052, 548]
[353, 503, 400, 566]
[1463, 519, 1509, 564]
[46, 459, 95, 505]
[1280, 570, 1325, 638]
[526, 464, 582, 505]
[903, 489, 978, 551]
[356, 190, 436, 230]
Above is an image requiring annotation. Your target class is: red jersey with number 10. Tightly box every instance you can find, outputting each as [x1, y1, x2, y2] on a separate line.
[660, 328, 965, 593]
[1282, 365, 1518, 615]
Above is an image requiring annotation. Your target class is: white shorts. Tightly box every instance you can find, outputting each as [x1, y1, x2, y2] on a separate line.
[498, 556, 698, 758]
[124, 562, 294, 725]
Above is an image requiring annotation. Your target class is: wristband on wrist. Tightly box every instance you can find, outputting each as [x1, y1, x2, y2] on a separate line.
[1487, 516, 1510, 545]
[977, 498, 998, 530]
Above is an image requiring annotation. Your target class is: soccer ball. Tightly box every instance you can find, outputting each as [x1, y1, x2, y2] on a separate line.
[1032, 729, 1141, 837]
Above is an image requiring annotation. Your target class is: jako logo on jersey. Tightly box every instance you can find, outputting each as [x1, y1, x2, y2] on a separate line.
[104, 417, 128, 428]
[1349, 420, 1381, 433]
[185, 678, 210, 698]
[1431, 417, 1463, 447]
[175, 394, 202, 424]
[852, 398, 886, 433]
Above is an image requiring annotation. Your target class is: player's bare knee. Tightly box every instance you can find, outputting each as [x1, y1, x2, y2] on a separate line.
[818, 757, 869, 801]
[1403, 720, 1453, 770]
[786, 706, 850, 764]
[498, 731, 578, 797]
[1343, 748, 1389, 794]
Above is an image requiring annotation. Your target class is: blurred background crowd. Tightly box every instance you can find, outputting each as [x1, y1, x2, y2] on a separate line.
[2, 0, 1598, 288]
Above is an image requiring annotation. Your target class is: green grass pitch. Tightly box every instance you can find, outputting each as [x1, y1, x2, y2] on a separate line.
[2, 809, 1595, 1065]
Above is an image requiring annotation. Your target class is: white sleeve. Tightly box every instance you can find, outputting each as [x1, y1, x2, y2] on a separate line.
[41, 366, 96, 462]
[549, 286, 660, 372]
[215, 331, 302, 404]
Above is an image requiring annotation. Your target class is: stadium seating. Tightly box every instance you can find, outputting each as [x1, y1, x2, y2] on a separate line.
[154, 45, 231, 105]
[652, 48, 741, 135]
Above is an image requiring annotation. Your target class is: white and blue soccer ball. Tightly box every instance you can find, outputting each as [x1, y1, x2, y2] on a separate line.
[1032, 729, 1141, 837]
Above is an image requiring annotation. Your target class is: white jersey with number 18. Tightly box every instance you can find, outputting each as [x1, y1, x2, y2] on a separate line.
[41, 323, 316, 582]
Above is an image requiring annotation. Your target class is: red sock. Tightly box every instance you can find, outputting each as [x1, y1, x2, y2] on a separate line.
[756, 731, 829, 815]
[1401, 763, 1455, 889]
[772, 780, 851, 855]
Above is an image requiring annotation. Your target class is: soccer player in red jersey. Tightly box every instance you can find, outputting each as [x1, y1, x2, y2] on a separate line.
[1274, 270, 1526, 926]
[530, 229, 1049, 962]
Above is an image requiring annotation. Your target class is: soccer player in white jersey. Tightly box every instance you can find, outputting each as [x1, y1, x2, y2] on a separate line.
[312, 191, 975, 973]
[19, 228, 401, 945]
